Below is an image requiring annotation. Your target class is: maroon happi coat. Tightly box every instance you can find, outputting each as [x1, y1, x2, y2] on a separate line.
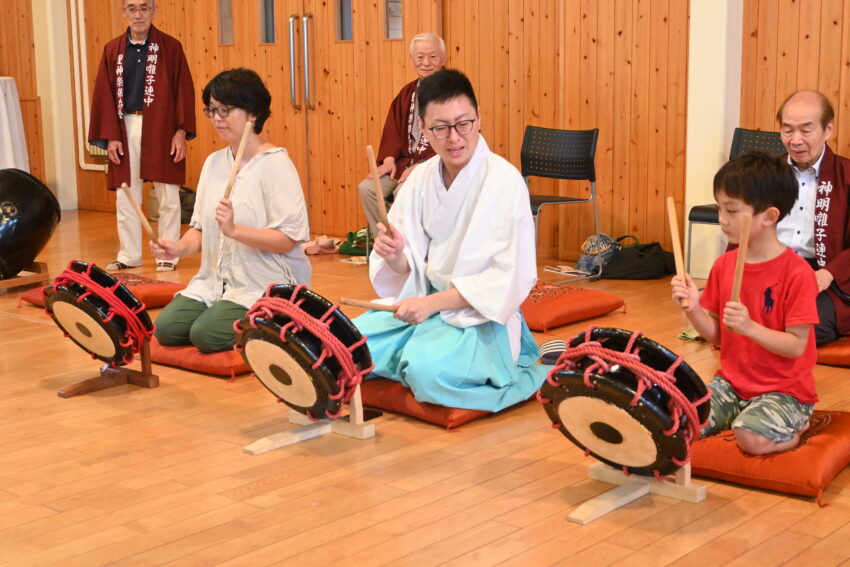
[88, 26, 196, 189]
[377, 78, 436, 179]
[813, 145, 850, 335]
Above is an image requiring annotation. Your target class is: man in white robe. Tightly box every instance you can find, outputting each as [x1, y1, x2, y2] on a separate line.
[354, 69, 547, 411]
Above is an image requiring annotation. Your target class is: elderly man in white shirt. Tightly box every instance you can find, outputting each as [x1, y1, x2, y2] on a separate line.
[776, 90, 850, 345]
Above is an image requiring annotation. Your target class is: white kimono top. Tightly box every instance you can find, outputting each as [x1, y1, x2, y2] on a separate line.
[369, 135, 538, 329]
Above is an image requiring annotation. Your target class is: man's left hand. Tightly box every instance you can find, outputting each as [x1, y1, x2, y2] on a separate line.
[170, 129, 187, 163]
[394, 296, 436, 325]
[814, 268, 834, 293]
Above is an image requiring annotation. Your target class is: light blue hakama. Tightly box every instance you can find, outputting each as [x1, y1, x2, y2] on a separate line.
[354, 310, 548, 412]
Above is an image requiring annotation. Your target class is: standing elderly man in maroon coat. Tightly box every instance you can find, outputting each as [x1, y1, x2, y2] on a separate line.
[776, 90, 850, 345]
[357, 33, 447, 237]
[88, 0, 196, 272]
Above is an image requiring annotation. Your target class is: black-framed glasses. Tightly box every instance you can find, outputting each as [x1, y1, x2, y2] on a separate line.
[124, 5, 153, 16]
[203, 105, 234, 119]
[428, 119, 477, 139]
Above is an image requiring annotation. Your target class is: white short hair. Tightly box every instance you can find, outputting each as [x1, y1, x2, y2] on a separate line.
[410, 33, 446, 58]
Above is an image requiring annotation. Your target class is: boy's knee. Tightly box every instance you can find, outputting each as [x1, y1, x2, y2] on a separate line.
[733, 426, 798, 456]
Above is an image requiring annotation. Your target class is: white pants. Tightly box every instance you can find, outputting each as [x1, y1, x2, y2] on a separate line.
[116, 114, 181, 266]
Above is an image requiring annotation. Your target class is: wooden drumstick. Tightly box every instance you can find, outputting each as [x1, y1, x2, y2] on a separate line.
[666, 196, 688, 308]
[366, 145, 392, 231]
[223, 120, 254, 200]
[339, 297, 398, 313]
[727, 212, 752, 331]
[120, 182, 162, 247]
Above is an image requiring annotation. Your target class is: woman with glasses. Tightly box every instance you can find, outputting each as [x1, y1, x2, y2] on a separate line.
[151, 68, 311, 353]
[354, 69, 547, 412]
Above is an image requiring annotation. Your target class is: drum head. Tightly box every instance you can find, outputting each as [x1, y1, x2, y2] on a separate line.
[47, 287, 129, 364]
[236, 284, 371, 419]
[541, 327, 709, 477]
[44, 261, 152, 366]
[239, 318, 342, 418]
[543, 370, 686, 476]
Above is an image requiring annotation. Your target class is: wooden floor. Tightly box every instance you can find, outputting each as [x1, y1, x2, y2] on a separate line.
[1, 210, 849, 566]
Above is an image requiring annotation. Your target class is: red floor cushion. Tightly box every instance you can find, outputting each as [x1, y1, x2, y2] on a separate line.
[817, 336, 850, 367]
[690, 410, 850, 504]
[149, 337, 250, 378]
[20, 271, 184, 309]
[521, 281, 625, 333]
[360, 378, 492, 430]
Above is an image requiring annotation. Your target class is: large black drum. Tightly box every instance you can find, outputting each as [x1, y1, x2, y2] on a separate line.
[44, 261, 154, 366]
[539, 327, 710, 478]
[235, 284, 373, 420]
[0, 168, 61, 279]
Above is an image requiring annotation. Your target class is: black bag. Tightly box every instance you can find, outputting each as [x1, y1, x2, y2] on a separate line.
[179, 186, 196, 225]
[601, 235, 675, 280]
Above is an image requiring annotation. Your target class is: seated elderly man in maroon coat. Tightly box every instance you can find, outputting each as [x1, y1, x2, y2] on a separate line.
[774, 90, 850, 345]
[357, 33, 446, 237]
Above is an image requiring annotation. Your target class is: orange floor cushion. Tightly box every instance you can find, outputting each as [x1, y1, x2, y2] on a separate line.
[690, 410, 850, 504]
[817, 336, 850, 367]
[360, 378, 493, 430]
[149, 337, 251, 378]
[20, 271, 184, 309]
[521, 281, 625, 333]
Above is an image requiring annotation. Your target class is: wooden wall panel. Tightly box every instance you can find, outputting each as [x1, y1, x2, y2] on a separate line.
[0, 0, 46, 183]
[740, 0, 850, 159]
[445, 0, 690, 258]
[74, 0, 123, 211]
[19, 99, 46, 183]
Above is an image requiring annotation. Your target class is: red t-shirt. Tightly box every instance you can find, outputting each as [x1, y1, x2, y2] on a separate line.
[701, 247, 819, 404]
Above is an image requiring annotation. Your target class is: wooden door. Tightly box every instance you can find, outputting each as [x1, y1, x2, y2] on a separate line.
[301, 0, 442, 236]
[276, 1, 309, 204]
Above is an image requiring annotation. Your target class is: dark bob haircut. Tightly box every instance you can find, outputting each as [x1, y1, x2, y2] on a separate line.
[713, 151, 798, 221]
[417, 69, 478, 120]
[202, 68, 271, 133]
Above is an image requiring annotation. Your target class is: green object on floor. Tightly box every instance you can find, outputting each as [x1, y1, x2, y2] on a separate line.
[678, 326, 705, 341]
[339, 227, 370, 256]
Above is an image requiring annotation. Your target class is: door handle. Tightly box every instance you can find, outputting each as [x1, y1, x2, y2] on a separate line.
[288, 14, 301, 110]
[302, 14, 315, 110]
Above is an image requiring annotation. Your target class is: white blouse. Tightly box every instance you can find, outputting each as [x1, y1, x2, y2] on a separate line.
[178, 146, 311, 309]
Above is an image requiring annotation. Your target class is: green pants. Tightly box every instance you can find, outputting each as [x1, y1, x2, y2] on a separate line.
[154, 294, 247, 353]
[701, 376, 814, 443]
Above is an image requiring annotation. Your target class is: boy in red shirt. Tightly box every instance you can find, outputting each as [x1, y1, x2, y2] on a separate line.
[672, 151, 819, 455]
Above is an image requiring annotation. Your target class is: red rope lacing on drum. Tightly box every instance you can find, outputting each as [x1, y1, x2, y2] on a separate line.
[239, 284, 374, 421]
[50, 260, 153, 365]
[536, 325, 711, 475]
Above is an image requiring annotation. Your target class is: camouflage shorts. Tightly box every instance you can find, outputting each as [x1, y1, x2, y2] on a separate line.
[701, 376, 814, 443]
